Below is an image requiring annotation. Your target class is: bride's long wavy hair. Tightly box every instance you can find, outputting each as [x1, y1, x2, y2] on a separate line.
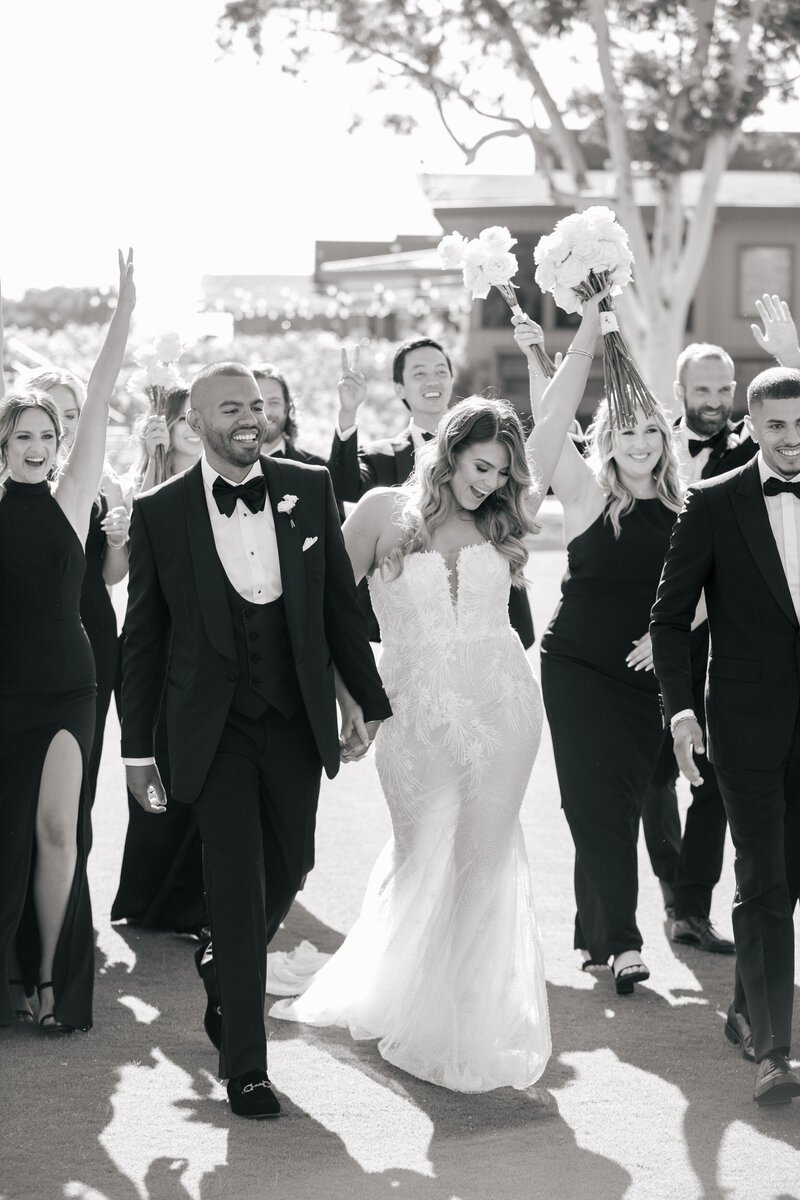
[585, 398, 684, 537]
[383, 397, 540, 588]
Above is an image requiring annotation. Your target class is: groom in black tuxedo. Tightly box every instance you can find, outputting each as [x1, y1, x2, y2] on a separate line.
[121, 362, 391, 1118]
[651, 367, 800, 1106]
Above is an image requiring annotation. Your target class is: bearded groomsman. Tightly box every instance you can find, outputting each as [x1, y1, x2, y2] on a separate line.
[121, 362, 391, 1119]
[652, 367, 800, 1106]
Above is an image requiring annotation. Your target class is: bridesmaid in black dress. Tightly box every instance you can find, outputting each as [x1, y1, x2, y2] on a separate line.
[517, 303, 686, 994]
[111, 389, 208, 935]
[22, 369, 131, 801]
[0, 250, 135, 1032]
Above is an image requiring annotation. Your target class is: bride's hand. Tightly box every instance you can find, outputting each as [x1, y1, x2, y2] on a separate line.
[625, 631, 654, 673]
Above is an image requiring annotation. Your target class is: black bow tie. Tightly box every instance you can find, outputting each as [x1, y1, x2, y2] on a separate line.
[763, 476, 800, 499]
[688, 426, 729, 457]
[420, 431, 435, 443]
[212, 473, 267, 517]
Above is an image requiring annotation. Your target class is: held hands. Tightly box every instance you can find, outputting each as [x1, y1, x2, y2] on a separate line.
[338, 694, 381, 764]
[117, 247, 136, 314]
[750, 293, 800, 367]
[338, 346, 366, 425]
[625, 631, 654, 673]
[672, 718, 705, 788]
[126, 763, 167, 814]
[101, 504, 130, 548]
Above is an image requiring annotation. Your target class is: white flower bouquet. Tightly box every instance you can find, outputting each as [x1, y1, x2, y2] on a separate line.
[533, 206, 657, 427]
[127, 331, 187, 484]
[438, 226, 555, 379]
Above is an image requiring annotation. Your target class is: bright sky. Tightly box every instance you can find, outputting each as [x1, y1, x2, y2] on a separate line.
[2, 0, 798, 330]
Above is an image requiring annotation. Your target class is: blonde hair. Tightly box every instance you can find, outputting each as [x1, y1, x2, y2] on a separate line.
[383, 397, 540, 587]
[0, 389, 62, 476]
[585, 399, 683, 538]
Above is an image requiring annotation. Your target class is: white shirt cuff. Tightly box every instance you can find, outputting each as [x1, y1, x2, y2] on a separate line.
[336, 422, 357, 440]
[123, 757, 156, 766]
[669, 709, 696, 735]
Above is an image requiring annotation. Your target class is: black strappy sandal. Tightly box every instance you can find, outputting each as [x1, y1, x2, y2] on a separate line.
[9, 978, 34, 1023]
[37, 982, 74, 1036]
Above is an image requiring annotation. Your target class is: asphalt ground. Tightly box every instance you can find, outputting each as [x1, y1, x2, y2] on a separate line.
[2, 503, 800, 1200]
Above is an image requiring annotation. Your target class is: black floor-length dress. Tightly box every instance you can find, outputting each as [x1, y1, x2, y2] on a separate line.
[540, 498, 676, 964]
[82, 496, 121, 801]
[0, 480, 95, 1029]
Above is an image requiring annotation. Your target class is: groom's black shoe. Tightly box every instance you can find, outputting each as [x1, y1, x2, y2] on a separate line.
[724, 1005, 755, 1062]
[227, 1070, 281, 1119]
[194, 940, 221, 1051]
[753, 1052, 800, 1106]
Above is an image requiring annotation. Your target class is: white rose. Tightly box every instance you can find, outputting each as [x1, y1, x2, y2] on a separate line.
[463, 261, 491, 299]
[479, 225, 516, 255]
[462, 238, 490, 267]
[154, 331, 185, 363]
[147, 362, 182, 388]
[484, 252, 518, 286]
[553, 283, 582, 315]
[133, 344, 159, 368]
[555, 253, 591, 289]
[126, 367, 151, 395]
[437, 232, 468, 269]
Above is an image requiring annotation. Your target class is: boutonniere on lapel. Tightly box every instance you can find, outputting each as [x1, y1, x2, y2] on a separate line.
[277, 493, 298, 528]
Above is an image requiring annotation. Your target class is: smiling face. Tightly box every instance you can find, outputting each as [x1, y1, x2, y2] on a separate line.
[170, 399, 202, 458]
[47, 384, 81, 450]
[256, 377, 289, 444]
[187, 374, 267, 479]
[610, 410, 664, 487]
[4, 406, 60, 482]
[678, 357, 736, 437]
[747, 393, 800, 478]
[396, 346, 453, 421]
[448, 438, 511, 510]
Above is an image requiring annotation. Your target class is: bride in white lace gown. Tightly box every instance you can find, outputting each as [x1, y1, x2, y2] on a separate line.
[271, 397, 551, 1091]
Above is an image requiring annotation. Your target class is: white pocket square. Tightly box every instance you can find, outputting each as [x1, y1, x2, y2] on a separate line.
[302, 536, 318, 552]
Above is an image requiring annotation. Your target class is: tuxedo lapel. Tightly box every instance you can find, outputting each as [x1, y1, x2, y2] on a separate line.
[262, 455, 307, 652]
[730, 458, 798, 628]
[184, 461, 237, 661]
[391, 431, 415, 485]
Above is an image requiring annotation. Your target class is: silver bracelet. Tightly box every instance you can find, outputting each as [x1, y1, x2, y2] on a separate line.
[106, 535, 129, 550]
[565, 347, 594, 360]
[670, 713, 696, 736]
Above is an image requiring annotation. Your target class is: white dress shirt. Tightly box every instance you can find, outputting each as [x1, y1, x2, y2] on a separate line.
[758, 453, 800, 622]
[200, 456, 282, 604]
[673, 416, 736, 485]
[124, 457, 283, 766]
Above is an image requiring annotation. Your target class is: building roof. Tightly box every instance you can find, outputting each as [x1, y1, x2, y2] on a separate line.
[420, 169, 800, 211]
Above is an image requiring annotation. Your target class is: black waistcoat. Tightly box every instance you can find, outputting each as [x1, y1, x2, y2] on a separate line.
[222, 572, 301, 720]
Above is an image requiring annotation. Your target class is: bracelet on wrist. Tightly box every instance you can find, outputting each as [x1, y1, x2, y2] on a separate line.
[106, 535, 129, 550]
[565, 347, 594, 361]
[670, 713, 696, 736]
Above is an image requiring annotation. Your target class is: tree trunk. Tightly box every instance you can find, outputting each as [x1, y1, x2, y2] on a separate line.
[641, 311, 685, 420]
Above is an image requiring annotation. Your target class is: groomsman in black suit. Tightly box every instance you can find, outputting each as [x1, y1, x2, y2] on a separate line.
[327, 337, 535, 648]
[651, 366, 800, 1106]
[121, 362, 391, 1118]
[642, 343, 755, 955]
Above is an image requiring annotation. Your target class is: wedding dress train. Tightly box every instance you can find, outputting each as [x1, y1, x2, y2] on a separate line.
[271, 544, 551, 1092]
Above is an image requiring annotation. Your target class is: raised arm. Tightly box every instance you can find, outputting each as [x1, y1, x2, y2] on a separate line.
[522, 294, 605, 511]
[55, 249, 135, 541]
[750, 294, 800, 368]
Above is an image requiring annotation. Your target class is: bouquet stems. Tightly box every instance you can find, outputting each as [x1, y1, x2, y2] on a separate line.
[148, 385, 168, 485]
[494, 283, 556, 379]
[574, 271, 657, 428]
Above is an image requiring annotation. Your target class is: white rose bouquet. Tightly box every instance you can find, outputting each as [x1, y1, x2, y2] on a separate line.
[127, 331, 187, 484]
[438, 226, 555, 379]
[533, 206, 656, 427]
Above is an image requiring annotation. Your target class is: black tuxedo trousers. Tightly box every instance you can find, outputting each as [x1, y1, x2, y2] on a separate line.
[194, 701, 322, 1079]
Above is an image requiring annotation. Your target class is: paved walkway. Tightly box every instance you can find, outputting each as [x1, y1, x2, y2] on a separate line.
[2, 536, 800, 1200]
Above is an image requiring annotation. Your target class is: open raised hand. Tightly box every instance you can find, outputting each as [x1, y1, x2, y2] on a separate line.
[750, 293, 800, 367]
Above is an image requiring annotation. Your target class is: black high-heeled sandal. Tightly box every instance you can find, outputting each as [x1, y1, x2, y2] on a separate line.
[9, 978, 34, 1023]
[612, 953, 650, 995]
[36, 982, 74, 1035]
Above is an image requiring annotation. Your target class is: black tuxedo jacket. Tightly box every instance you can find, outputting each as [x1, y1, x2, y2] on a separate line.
[327, 426, 535, 649]
[121, 455, 391, 802]
[328, 426, 415, 501]
[651, 457, 800, 771]
[272, 442, 345, 522]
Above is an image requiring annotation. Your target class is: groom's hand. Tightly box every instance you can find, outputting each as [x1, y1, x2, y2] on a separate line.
[126, 763, 167, 814]
[672, 719, 705, 788]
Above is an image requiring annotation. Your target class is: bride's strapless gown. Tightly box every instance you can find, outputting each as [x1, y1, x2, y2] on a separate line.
[271, 543, 551, 1091]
